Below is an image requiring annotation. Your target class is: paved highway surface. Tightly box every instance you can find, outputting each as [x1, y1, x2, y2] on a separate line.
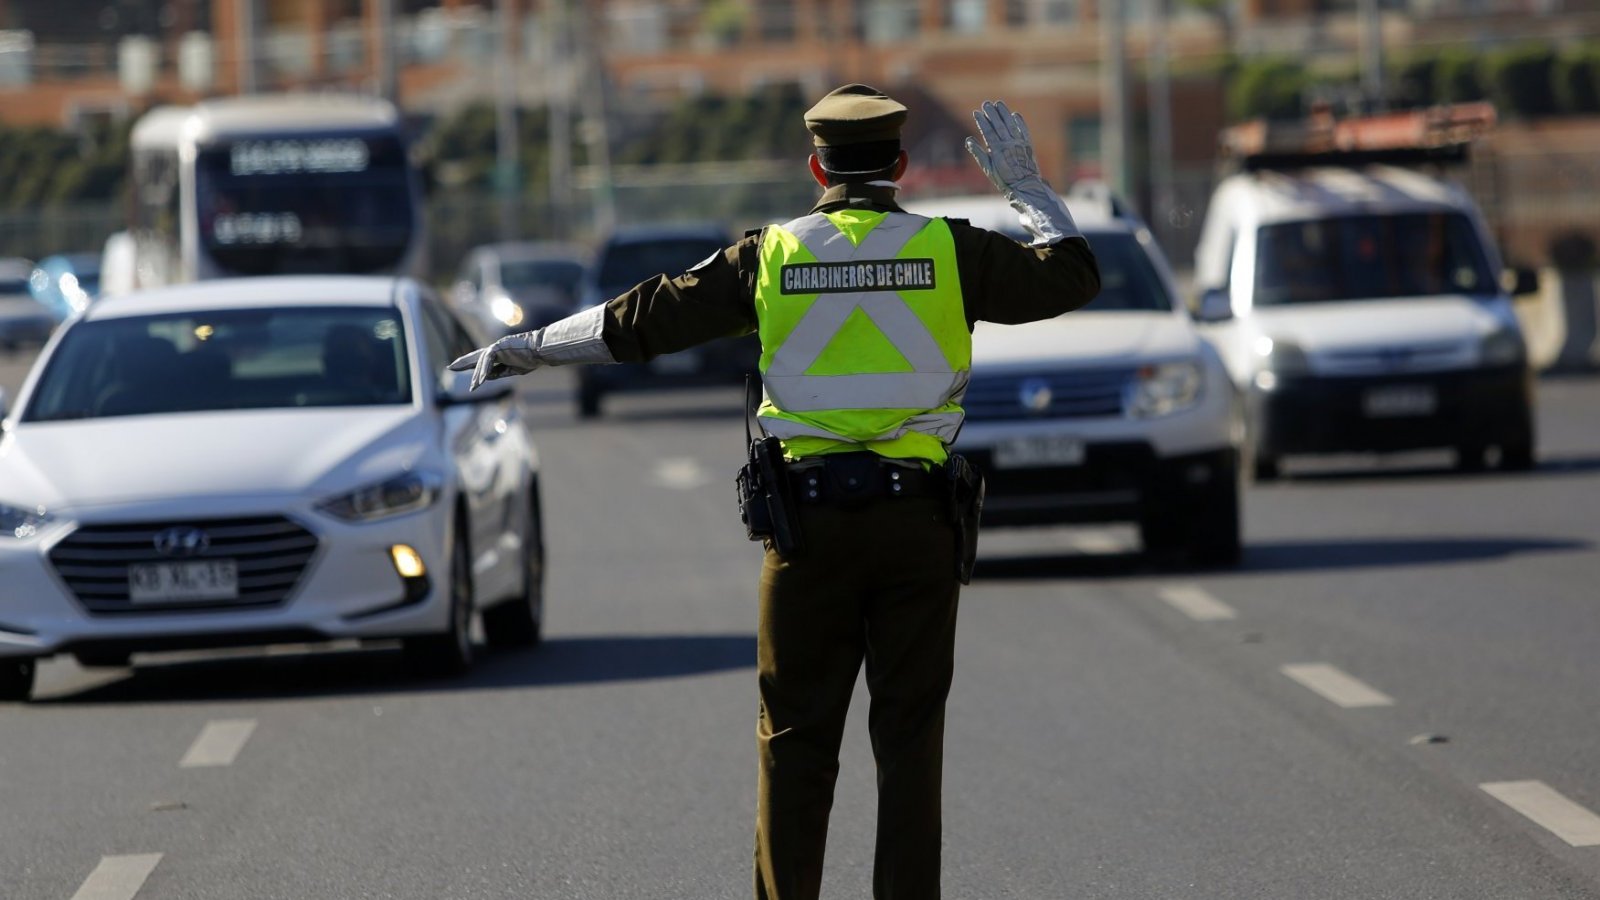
[3, 346, 1599, 899]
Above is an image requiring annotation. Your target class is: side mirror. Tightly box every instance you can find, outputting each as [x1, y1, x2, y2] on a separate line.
[1504, 267, 1539, 297]
[1194, 288, 1234, 323]
[436, 366, 514, 407]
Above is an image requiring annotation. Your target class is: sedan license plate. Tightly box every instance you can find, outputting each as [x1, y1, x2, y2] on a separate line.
[1363, 385, 1438, 418]
[993, 436, 1086, 469]
[128, 560, 240, 604]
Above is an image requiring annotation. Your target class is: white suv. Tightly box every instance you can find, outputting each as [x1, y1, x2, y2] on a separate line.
[906, 192, 1243, 566]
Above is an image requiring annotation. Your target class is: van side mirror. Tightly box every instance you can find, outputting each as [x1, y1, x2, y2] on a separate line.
[1504, 267, 1539, 297]
[1194, 288, 1234, 323]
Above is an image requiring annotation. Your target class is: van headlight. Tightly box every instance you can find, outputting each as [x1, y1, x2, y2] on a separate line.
[1127, 362, 1203, 417]
[1481, 328, 1525, 367]
[0, 501, 53, 539]
[317, 472, 442, 522]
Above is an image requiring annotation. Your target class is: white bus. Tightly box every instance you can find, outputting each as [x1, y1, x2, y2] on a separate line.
[107, 94, 426, 292]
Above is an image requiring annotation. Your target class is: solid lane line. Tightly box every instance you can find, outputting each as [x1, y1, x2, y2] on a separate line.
[179, 719, 257, 768]
[1158, 585, 1237, 621]
[1482, 781, 1600, 847]
[69, 854, 162, 900]
[1280, 663, 1395, 708]
[1068, 533, 1126, 554]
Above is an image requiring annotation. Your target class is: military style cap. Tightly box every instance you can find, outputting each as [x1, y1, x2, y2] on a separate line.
[804, 84, 908, 147]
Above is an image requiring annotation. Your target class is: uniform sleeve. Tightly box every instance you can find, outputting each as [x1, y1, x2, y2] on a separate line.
[949, 220, 1101, 327]
[599, 234, 761, 363]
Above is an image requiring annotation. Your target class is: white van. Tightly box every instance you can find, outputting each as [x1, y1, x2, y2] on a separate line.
[906, 189, 1243, 566]
[1192, 164, 1537, 477]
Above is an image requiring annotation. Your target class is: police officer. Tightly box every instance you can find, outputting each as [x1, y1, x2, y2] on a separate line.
[450, 84, 1099, 900]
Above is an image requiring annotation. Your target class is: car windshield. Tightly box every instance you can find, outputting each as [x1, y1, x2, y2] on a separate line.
[194, 134, 416, 276]
[1073, 232, 1173, 313]
[24, 306, 412, 422]
[1254, 212, 1495, 305]
[500, 259, 585, 293]
[596, 237, 725, 292]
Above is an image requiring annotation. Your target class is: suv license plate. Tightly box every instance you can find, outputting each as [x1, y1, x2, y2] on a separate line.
[1363, 385, 1437, 418]
[129, 560, 240, 603]
[993, 436, 1086, 469]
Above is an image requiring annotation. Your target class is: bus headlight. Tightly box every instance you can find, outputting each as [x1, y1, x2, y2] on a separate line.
[1128, 362, 1203, 417]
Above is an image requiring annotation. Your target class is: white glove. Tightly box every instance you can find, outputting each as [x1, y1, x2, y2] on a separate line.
[964, 100, 1081, 248]
[447, 304, 615, 391]
[449, 332, 544, 391]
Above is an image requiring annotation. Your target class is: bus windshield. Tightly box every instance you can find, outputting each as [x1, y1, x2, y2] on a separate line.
[194, 133, 416, 277]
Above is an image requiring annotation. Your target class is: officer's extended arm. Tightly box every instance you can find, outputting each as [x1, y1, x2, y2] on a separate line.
[964, 100, 1081, 248]
[448, 305, 615, 391]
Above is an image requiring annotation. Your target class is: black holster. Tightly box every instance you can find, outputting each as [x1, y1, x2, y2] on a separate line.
[737, 436, 804, 557]
[943, 454, 985, 584]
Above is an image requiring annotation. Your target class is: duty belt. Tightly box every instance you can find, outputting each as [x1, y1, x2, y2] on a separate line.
[787, 451, 943, 507]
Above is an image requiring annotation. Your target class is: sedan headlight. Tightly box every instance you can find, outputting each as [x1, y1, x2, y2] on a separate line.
[1480, 327, 1525, 367]
[317, 471, 442, 523]
[1127, 362, 1203, 417]
[0, 502, 53, 539]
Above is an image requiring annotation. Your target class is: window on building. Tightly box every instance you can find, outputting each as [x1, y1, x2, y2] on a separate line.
[946, 0, 989, 32]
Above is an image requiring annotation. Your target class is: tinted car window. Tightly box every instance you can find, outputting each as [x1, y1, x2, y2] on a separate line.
[500, 260, 585, 293]
[1075, 232, 1172, 313]
[25, 306, 412, 421]
[1254, 212, 1495, 305]
[595, 237, 725, 292]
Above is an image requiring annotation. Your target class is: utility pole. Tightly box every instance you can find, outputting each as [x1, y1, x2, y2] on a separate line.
[495, 0, 520, 240]
[236, 0, 257, 94]
[1099, 0, 1129, 199]
[1359, 0, 1384, 111]
[1148, 0, 1176, 247]
[365, 0, 397, 103]
[546, 0, 574, 228]
[576, 2, 616, 234]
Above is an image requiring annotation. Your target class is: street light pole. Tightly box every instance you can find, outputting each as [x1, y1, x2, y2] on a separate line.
[1099, 0, 1129, 199]
[1360, 0, 1385, 110]
[1148, 0, 1176, 247]
[495, 0, 520, 240]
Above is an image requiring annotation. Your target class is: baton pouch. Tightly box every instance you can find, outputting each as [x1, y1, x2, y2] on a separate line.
[944, 454, 985, 584]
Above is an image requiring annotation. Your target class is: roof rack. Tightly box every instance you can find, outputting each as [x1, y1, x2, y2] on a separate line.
[1221, 102, 1496, 172]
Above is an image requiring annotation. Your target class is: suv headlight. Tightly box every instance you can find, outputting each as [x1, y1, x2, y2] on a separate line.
[1127, 362, 1203, 417]
[1481, 327, 1525, 367]
[317, 471, 442, 523]
[488, 291, 525, 328]
[0, 502, 53, 539]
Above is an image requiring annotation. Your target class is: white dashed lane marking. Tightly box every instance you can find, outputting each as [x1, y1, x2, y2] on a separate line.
[1158, 585, 1237, 621]
[653, 458, 713, 490]
[1482, 781, 1600, 847]
[69, 854, 162, 900]
[179, 719, 257, 768]
[1280, 663, 1395, 708]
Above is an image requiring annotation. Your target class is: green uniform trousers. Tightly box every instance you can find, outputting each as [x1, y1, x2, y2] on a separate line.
[753, 493, 960, 900]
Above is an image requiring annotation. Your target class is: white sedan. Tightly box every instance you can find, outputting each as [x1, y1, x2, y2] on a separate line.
[0, 276, 545, 700]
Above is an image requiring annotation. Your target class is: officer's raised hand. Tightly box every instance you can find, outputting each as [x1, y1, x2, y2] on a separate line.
[447, 305, 616, 391]
[964, 100, 1080, 248]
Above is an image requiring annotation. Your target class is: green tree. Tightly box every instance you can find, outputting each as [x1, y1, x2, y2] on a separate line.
[1228, 58, 1308, 121]
[1396, 54, 1440, 108]
[1434, 48, 1487, 104]
[1554, 45, 1600, 114]
[1486, 44, 1558, 118]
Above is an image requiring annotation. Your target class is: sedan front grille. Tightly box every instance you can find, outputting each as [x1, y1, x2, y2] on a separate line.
[962, 368, 1135, 422]
[48, 516, 319, 614]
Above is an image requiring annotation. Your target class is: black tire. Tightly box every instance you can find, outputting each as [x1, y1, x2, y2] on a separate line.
[1456, 444, 1489, 472]
[0, 658, 35, 702]
[576, 379, 602, 419]
[403, 521, 475, 677]
[1139, 507, 1186, 560]
[1252, 450, 1281, 482]
[1188, 468, 1243, 568]
[74, 650, 132, 669]
[1499, 439, 1536, 472]
[483, 484, 546, 650]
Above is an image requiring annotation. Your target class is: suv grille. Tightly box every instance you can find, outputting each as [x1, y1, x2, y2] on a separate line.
[962, 368, 1133, 421]
[48, 516, 319, 614]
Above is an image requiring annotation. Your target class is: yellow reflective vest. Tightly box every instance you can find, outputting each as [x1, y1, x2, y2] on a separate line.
[754, 208, 971, 463]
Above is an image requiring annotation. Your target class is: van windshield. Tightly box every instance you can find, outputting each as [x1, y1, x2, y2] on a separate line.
[1254, 212, 1495, 306]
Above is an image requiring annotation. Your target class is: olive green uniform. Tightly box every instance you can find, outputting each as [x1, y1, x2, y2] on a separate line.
[590, 181, 1098, 900]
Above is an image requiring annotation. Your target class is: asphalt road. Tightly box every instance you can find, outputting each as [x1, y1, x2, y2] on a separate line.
[3, 348, 1600, 899]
